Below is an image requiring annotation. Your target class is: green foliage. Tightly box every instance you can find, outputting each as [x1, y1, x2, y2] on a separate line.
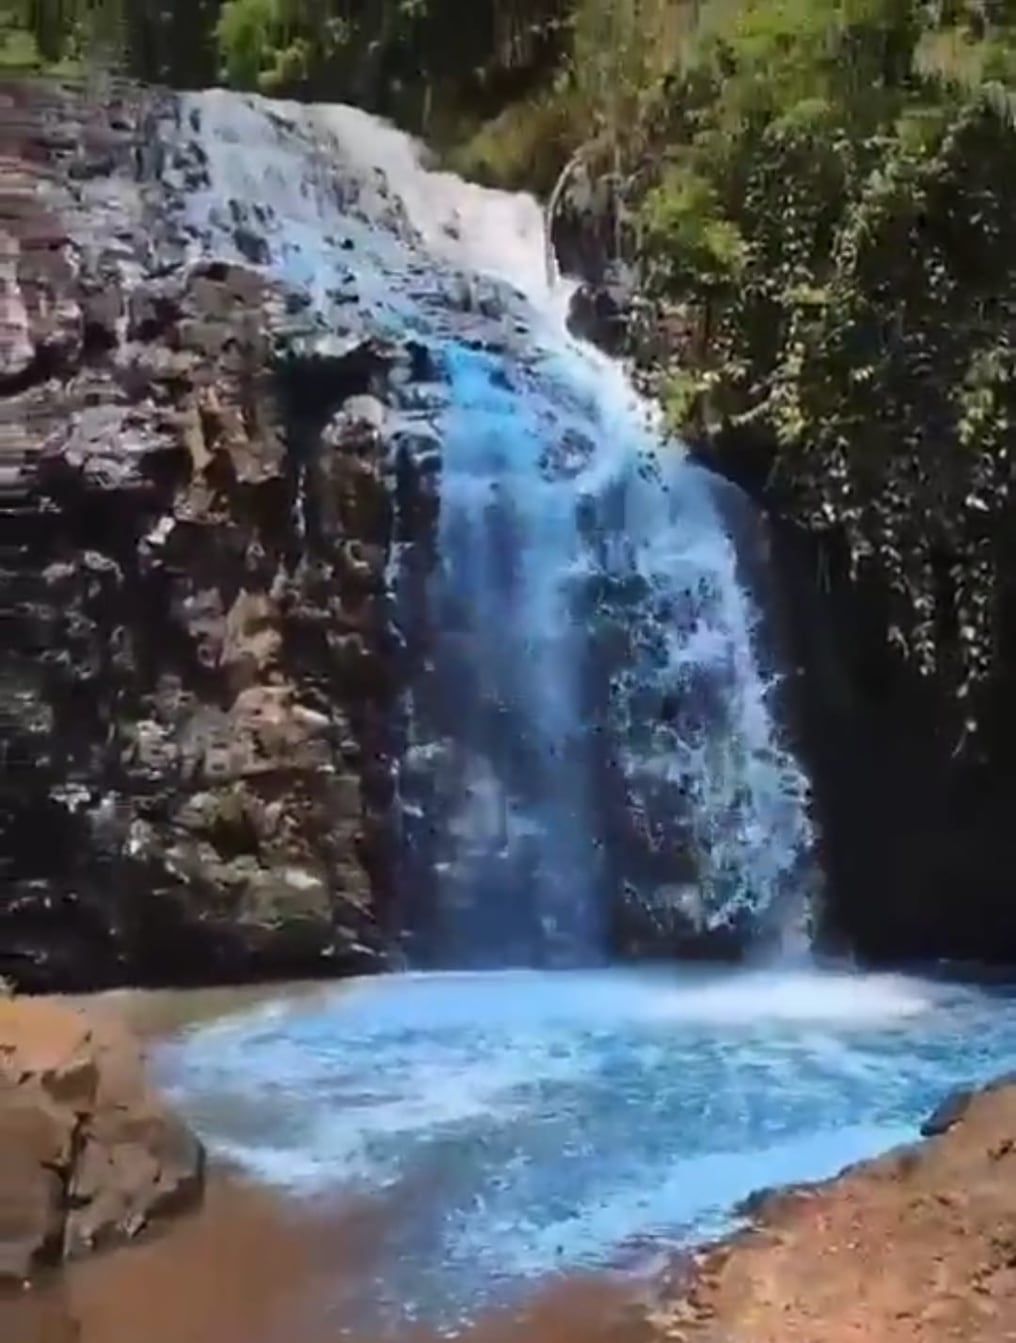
[215, 0, 283, 88]
[0, 1, 571, 125]
[211, 0, 573, 131]
[627, 0, 1016, 731]
[446, 85, 582, 192]
[0, 0, 220, 82]
[641, 167, 746, 286]
[1, 0, 90, 72]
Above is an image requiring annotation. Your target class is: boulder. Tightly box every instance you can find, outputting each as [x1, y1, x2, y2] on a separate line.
[0, 998, 204, 1284]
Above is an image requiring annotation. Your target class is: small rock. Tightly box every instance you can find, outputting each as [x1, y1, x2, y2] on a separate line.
[922, 1087, 975, 1137]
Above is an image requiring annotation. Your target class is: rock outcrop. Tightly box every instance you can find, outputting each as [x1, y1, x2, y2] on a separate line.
[647, 1077, 1016, 1341]
[0, 996, 204, 1283]
[0, 78, 414, 989]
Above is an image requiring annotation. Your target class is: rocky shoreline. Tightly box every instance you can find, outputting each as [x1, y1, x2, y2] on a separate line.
[447, 1074, 1016, 1343]
[641, 1078, 1016, 1342]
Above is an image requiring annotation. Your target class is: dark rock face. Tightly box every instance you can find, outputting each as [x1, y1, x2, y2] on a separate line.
[565, 275, 630, 357]
[0, 996, 204, 1282]
[0, 80, 415, 990]
[689, 426, 1016, 968]
[549, 160, 617, 293]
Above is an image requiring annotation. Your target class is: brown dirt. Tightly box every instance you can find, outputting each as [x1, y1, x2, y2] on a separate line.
[3, 1169, 655, 1343]
[648, 1080, 1016, 1342]
[64, 981, 336, 1042]
[4, 1175, 315, 1343]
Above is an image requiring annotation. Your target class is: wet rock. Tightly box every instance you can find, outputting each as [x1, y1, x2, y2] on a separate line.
[922, 1087, 977, 1138]
[549, 159, 619, 291]
[566, 276, 631, 357]
[539, 427, 596, 480]
[0, 998, 204, 1283]
[922, 1072, 1016, 1137]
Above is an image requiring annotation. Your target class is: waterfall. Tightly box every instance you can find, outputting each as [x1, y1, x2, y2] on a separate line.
[171, 90, 817, 967]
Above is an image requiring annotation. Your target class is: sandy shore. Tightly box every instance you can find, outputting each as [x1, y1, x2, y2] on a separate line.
[4, 983, 653, 1343]
[5, 1167, 657, 1343]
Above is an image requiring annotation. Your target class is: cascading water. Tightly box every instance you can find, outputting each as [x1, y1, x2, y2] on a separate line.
[373, 137, 816, 964]
[147, 92, 1016, 1341]
[169, 89, 815, 965]
[403, 340, 609, 964]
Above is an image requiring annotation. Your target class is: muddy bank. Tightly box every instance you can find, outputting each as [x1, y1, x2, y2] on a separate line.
[2, 985, 389, 1343]
[650, 1077, 1016, 1341]
[5, 1175, 320, 1343]
[68, 979, 339, 1042]
[6, 1168, 654, 1343]
[4, 977, 651, 1342]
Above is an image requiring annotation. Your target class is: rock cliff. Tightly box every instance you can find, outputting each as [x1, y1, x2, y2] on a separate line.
[0, 78, 415, 990]
[686, 426, 1016, 968]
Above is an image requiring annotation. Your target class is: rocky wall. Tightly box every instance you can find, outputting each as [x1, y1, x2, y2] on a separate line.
[0, 79, 415, 990]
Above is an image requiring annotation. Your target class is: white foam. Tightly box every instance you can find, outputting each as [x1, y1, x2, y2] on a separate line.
[643, 970, 936, 1026]
[311, 102, 553, 303]
[445, 1119, 918, 1281]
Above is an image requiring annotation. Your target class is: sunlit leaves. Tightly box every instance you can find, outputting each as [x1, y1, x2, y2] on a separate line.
[641, 167, 747, 284]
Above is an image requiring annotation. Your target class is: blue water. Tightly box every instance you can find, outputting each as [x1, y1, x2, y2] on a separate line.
[157, 965, 1016, 1334]
[398, 317, 816, 962]
[405, 340, 608, 963]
